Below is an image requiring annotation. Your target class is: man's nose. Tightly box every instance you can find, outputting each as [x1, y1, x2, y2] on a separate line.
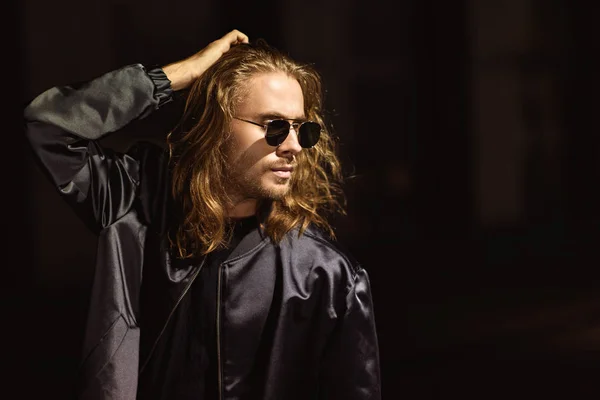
[276, 127, 302, 157]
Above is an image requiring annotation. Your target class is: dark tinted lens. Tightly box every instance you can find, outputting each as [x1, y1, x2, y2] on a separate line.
[298, 122, 321, 148]
[265, 120, 291, 146]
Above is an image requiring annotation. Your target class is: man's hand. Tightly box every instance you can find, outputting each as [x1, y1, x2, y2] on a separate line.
[162, 29, 249, 91]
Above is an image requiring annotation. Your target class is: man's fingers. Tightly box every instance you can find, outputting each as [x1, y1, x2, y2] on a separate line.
[224, 29, 249, 45]
[212, 30, 249, 54]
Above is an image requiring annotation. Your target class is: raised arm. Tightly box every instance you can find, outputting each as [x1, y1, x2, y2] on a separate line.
[24, 63, 172, 232]
[23, 30, 249, 233]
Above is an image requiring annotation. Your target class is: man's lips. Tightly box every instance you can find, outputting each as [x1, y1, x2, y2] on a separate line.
[271, 166, 293, 178]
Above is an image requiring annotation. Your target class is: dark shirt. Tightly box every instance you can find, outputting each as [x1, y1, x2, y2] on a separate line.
[137, 215, 259, 400]
[172, 215, 259, 399]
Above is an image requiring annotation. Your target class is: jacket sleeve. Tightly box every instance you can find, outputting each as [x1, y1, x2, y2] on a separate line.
[320, 267, 382, 399]
[23, 63, 173, 233]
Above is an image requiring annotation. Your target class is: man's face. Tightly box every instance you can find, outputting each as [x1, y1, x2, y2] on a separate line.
[226, 71, 305, 202]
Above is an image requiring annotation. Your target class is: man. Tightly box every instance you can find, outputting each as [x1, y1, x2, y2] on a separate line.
[24, 30, 381, 399]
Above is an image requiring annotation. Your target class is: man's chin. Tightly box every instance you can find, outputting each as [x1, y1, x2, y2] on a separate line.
[260, 180, 291, 200]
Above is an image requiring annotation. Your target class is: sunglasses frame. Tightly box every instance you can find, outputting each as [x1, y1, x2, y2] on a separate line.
[233, 117, 321, 148]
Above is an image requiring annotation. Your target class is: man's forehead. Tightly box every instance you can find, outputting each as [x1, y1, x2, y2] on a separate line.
[236, 72, 305, 117]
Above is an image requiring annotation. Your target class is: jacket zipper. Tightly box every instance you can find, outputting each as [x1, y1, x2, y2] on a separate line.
[217, 262, 224, 400]
[140, 258, 205, 374]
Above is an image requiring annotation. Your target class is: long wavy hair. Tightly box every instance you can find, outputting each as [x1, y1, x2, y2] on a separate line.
[167, 39, 346, 259]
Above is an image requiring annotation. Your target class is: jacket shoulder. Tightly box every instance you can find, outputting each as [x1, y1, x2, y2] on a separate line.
[295, 226, 363, 279]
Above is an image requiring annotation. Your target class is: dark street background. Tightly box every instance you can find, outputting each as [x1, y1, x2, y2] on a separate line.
[6, 0, 600, 398]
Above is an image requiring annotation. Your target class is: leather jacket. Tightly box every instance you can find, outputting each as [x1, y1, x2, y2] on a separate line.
[24, 64, 381, 400]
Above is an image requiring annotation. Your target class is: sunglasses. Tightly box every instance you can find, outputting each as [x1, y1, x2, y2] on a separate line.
[234, 117, 321, 148]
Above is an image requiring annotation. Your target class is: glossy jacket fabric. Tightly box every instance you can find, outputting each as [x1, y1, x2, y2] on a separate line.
[24, 64, 381, 400]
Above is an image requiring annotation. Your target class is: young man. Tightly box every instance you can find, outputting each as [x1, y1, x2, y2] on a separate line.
[24, 30, 381, 399]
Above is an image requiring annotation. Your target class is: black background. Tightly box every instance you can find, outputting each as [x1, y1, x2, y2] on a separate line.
[6, 0, 600, 398]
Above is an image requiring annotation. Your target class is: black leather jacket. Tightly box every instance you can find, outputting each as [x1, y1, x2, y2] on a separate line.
[24, 64, 381, 399]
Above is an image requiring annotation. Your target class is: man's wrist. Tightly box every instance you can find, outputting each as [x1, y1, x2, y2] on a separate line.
[162, 61, 193, 91]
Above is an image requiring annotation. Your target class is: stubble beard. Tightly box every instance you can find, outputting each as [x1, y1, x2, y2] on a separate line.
[229, 164, 291, 203]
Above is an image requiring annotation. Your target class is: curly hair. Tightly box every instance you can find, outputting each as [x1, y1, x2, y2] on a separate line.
[167, 39, 346, 258]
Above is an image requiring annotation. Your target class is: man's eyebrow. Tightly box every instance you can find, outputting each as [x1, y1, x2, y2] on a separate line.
[257, 112, 306, 121]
